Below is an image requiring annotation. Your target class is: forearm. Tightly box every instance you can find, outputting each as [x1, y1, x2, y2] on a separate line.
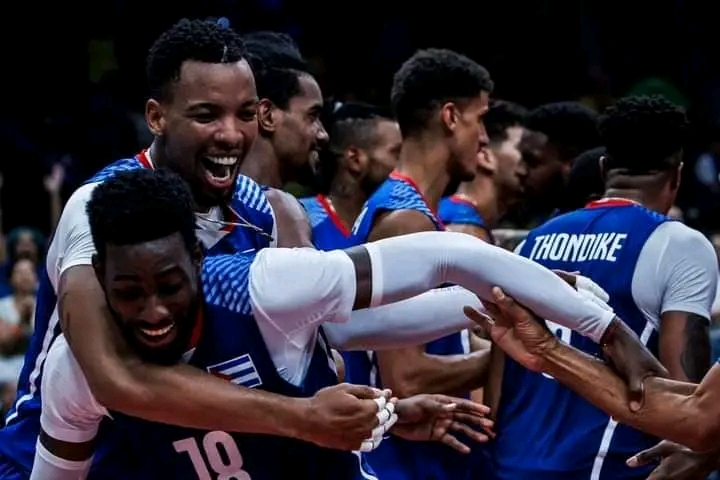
[380, 349, 490, 398]
[362, 231, 614, 343]
[325, 286, 479, 351]
[30, 440, 91, 480]
[542, 343, 715, 450]
[99, 356, 309, 436]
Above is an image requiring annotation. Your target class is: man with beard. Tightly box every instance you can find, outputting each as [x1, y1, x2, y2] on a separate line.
[301, 102, 402, 250]
[0, 18, 390, 479]
[439, 99, 528, 243]
[240, 31, 328, 189]
[518, 101, 601, 224]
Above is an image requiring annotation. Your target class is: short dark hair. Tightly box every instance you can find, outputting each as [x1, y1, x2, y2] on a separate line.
[243, 31, 309, 110]
[316, 102, 394, 192]
[391, 48, 493, 137]
[486, 99, 528, 144]
[87, 169, 198, 261]
[146, 18, 247, 101]
[557, 146, 607, 213]
[526, 102, 600, 160]
[600, 95, 689, 173]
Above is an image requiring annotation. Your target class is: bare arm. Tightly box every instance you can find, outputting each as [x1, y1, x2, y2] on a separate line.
[369, 210, 491, 397]
[659, 312, 711, 383]
[540, 342, 720, 452]
[265, 188, 314, 248]
[59, 265, 310, 436]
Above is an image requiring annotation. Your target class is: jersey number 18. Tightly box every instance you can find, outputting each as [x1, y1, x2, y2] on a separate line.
[174, 430, 251, 480]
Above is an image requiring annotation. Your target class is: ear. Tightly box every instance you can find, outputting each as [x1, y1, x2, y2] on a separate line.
[145, 99, 166, 137]
[345, 146, 368, 175]
[598, 155, 607, 181]
[257, 98, 278, 134]
[672, 161, 684, 190]
[478, 147, 496, 173]
[91, 254, 105, 289]
[192, 242, 203, 271]
[439, 102, 460, 134]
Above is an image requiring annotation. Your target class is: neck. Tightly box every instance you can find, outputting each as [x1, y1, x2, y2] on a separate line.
[394, 137, 451, 210]
[602, 188, 667, 214]
[240, 137, 284, 188]
[326, 177, 367, 229]
[147, 140, 163, 168]
[457, 175, 503, 228]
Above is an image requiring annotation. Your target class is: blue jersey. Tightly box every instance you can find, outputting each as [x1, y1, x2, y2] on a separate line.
[299, 194, 355, 251]
[0, 151, 275, 477]
[492, 199, 668, 480]
[347, 171, 471, 480]
[111, 253, 375, 480]
[438, 195, 495, 244]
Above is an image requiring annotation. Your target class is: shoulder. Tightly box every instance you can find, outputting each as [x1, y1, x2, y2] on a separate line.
[202, 254, 256, 313]
[369, 209, 437, 241]
[648, 221, 714, 254]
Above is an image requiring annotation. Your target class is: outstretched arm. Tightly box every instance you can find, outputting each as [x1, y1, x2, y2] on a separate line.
[472, 287, 720, 452]
[251, 230, 615, 340]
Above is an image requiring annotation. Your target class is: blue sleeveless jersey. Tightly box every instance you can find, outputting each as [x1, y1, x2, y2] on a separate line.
[438, 195, 495, 244]
[0, 153, 275, 477]
[346, 172, 471, 480]
[111, 254, 375, 479]
[491, 201, 668, 480]
[299, 194, 355, 251]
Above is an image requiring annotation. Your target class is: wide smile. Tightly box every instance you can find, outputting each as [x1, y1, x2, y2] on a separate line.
[134, 322, 178, 348]
[201, 155, 240, 190]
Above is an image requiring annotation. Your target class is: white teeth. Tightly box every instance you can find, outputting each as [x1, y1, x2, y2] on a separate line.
[206, 156, 238, 166]
[140, 323, 174, 337]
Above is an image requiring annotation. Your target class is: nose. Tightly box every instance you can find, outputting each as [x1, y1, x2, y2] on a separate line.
[138, 295, 171, 325]
[478, 122, 489, 147]
[316, 121, 329, 146]
[214, 116, 245, 148]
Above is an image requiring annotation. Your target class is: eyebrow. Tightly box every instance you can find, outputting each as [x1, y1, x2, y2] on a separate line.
[185, 98, 259, 112]
[112, 265, 184, 281]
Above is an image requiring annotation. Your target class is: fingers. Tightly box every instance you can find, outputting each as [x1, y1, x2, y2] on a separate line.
[626, 442, 674, 468]
[449, 420, 490, 443]
[575, 275, 610, 303]
[439, 433, 471, 454]
[440, 397, 491, 416]
[359, 395, 398, 453]
[343, 384, 387, 400]
[627, 375, 647, 413]
[463, 306, 495, 333]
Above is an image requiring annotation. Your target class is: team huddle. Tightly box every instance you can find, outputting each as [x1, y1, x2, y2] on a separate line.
[0, 15, 718, 480]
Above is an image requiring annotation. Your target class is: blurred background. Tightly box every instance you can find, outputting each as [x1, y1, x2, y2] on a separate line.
[5, 0, 720, 237]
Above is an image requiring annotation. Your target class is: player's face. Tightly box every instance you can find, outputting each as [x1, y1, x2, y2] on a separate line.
[149, 60, 259, 210]
[491, 126, 526, 200]
[360, 120, 402, 194]
[518, 130, 566, 198]
[272, 74, 329, 185]
[449, 92, 490, 183]
[96, 234, 200, 365]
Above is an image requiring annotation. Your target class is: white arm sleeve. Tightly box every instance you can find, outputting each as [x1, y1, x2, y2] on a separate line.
[250, 247, 356, 333]
[30, 440, 91, 480]
[46, 183, 98, 289]
[324, 286, 482, 351]
[40, 335, 108, 444]
[363, 231, 615, 343]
